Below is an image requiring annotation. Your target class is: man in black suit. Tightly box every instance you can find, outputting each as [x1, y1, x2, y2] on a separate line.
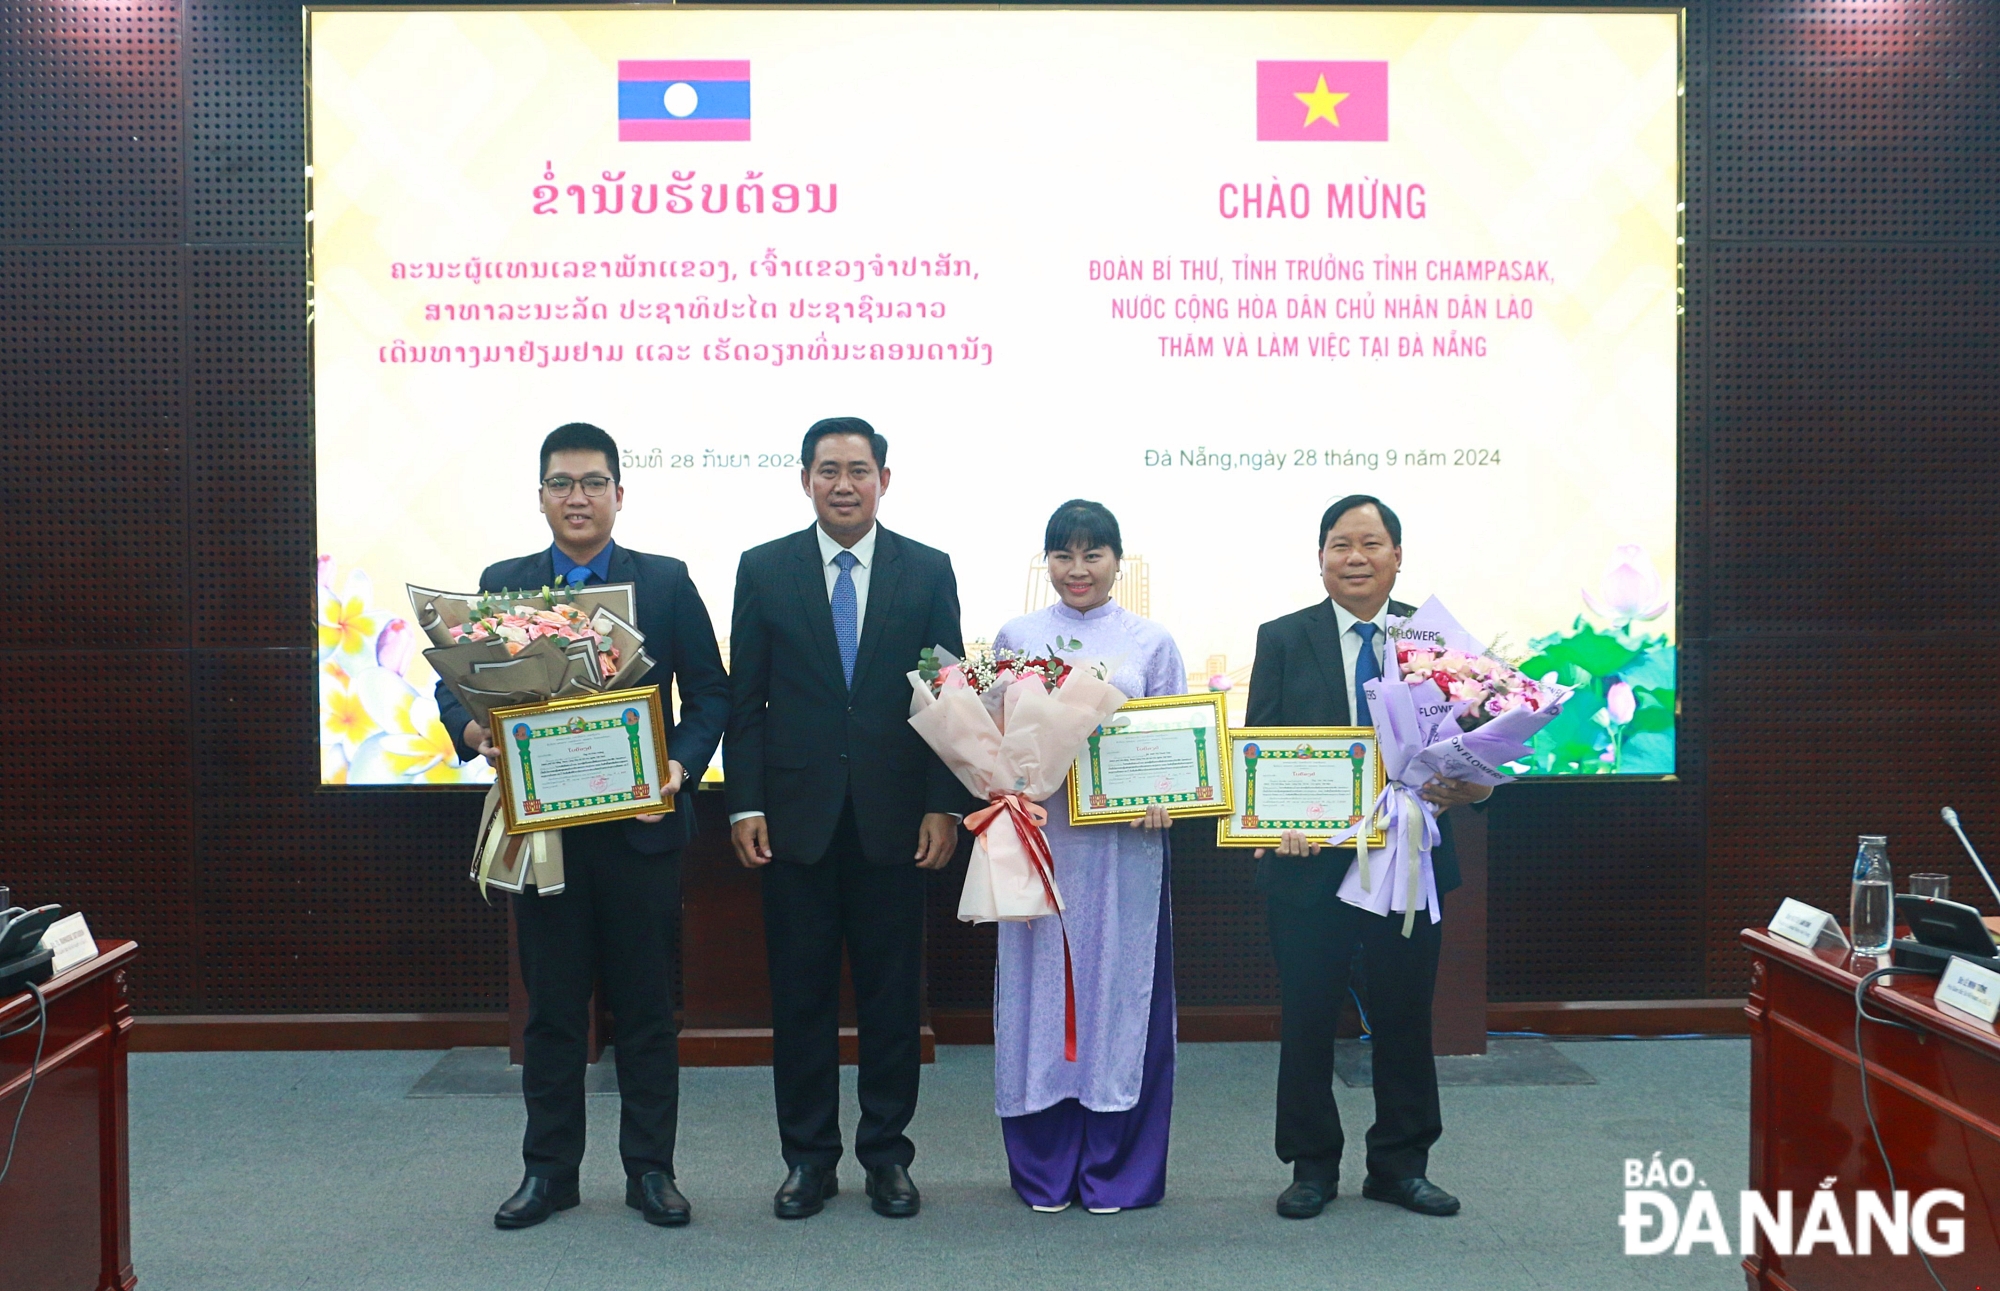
[436, 422, 729, 1231]
[726, 416, 968, 1220]
[1245, 494, 1491, 1221]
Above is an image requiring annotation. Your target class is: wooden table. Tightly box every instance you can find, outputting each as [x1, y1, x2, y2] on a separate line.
[0, 939, 138, 1291]
[1742, 927, 2000, 1289]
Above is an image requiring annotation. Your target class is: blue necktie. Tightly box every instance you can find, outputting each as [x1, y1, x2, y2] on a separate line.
[831, 550, 860, 688]
[564, 567, 592, 587]
[1351, 622, 1380, 726]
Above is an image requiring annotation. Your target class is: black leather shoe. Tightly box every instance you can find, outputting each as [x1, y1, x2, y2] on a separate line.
[494, 1175, 580, 1229]
[1276, 1178, 1335, 1219]
[865, 1163, 921, 1217]
[773, 1164, 839, 1219]
[1361, 1175, 1460, 1216]
[625, 1172, 691, 1227]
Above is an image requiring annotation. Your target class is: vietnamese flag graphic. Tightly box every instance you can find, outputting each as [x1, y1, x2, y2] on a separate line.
[1256, 61, 1389, 142]
[619, 60, 751, 141]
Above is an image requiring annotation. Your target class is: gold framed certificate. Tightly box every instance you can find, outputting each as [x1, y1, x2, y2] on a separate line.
[490, 685, 673, 835]
[1215, 727, 1387, 849]
[1067, 692, 1233, 825]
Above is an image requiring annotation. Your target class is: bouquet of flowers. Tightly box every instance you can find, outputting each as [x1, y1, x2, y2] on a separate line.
[907, 639, 1128, 1061]
[1393, 642, 1559, 729]
[408, 581, 656, 899]
[447, 599, 623, 674]
[411, 583, 652, 725]
[1327, 597, 1573, 936]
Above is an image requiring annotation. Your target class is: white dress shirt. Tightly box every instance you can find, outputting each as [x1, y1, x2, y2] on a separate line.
[817, 522, 878, 639]
[1330, 601, 1391, 720]
[731, 524, 880, 826]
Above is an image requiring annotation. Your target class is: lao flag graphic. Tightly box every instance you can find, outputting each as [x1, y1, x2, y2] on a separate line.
[618, 60, 751, 141]
[1256, 61, 1388, 142]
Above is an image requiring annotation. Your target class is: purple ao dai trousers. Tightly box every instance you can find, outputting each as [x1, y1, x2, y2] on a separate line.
[999, 855, 1176, 1210]
[992, 600, 1187, 1210]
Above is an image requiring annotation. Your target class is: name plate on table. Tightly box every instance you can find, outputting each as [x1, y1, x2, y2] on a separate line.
[39, 912, 97, 974]
[1068, 692, 1232, 825]
[1768, 897, 1850, 951]
[1936, 956, 2000, 1023]
[491, 685, 672, 834]
[1215, 727, 1387, 849]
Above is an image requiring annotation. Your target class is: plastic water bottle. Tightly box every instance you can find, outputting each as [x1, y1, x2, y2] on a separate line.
[1849, 835, 1893, 955]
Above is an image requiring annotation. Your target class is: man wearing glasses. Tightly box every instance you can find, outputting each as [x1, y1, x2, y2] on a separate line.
[436, 422, 729, 1231]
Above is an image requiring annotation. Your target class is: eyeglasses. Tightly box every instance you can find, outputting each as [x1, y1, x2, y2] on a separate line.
[542, 475, 614, 498]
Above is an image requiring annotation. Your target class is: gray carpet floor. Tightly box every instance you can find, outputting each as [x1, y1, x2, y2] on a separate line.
[130, 1039, 1749, 1290]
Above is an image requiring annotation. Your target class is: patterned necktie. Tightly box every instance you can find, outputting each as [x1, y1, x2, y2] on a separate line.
[831, 549, 860, 688]
[1351, 621, 1380, 726]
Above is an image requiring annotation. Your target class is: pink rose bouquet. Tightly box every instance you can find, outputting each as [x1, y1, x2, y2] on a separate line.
[908, 640, 1127, 1061]
[1392, 643, 1557, 729]
[448, 599, 622, 679]
[1325, 598, 1573, 937]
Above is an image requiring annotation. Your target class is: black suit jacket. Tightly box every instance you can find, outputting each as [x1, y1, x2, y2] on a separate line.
[725, 524, 971, 865]
[434, 544, 731, 856]
[1245, 596, 1463, 905]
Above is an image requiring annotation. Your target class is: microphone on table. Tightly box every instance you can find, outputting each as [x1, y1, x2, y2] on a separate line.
[1939, 807, 2000, 912]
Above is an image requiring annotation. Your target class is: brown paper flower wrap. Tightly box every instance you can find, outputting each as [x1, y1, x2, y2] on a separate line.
[409, 581, 658, 899]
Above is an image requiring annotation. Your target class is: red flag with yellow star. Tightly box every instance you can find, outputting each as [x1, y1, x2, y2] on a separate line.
[1256, 61, 1388, 141]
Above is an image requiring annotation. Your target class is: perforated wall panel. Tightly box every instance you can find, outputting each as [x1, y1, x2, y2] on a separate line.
[1, 0, 1994, 1014]
[189, 1, 303, 242]
[0, 655, 197, 1010]
[925, 849, 993, 1011]
[1710, 0, 2000, 239]
[0, 0, 182, 241]
[0, 247, 186, 646]
[1707, 247, 2000, 627]
[1697, 0, 2000, 993]
[1705, 638, 2000, 994]
[190, 245, 311, 642]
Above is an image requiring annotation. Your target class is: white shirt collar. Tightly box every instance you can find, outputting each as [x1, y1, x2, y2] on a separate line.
[816, 523, 878, 568]
[1331, 600, 1391, 637]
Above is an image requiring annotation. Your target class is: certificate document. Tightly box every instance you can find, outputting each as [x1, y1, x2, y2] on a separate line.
[1216, 728, 1387, 848]
[491, 685, 672, 834]
[1067, 692, 1233, 825]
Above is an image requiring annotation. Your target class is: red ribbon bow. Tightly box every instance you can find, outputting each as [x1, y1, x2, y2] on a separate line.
[965, 792, 1077, 1062]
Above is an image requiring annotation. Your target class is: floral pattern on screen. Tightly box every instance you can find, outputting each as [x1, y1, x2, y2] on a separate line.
[318, 556, 495, 786]
[1510, 546, 1676, 776]
[316, 548, 1677, 784]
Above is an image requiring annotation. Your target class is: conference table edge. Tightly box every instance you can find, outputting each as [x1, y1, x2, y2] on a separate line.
[1740, 926, 2000, 1057]
[1738, 927, 2000, 1291]
[0, 938, 139, 1291]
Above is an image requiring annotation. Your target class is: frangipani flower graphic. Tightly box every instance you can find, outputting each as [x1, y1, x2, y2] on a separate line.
[1582, 545, 1670, 626]
[321, 678, 375, 755]
[375, 617, 418, 675]
[321, 742, 351, 786]
[318, 568, 377, 658]
[348, 668, 466, 784]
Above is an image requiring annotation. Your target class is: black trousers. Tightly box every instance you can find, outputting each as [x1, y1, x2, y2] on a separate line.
[513, 825, 682, 1180]
[1268, 893, 1443, 1184]
[761, 799, 926, 1170]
